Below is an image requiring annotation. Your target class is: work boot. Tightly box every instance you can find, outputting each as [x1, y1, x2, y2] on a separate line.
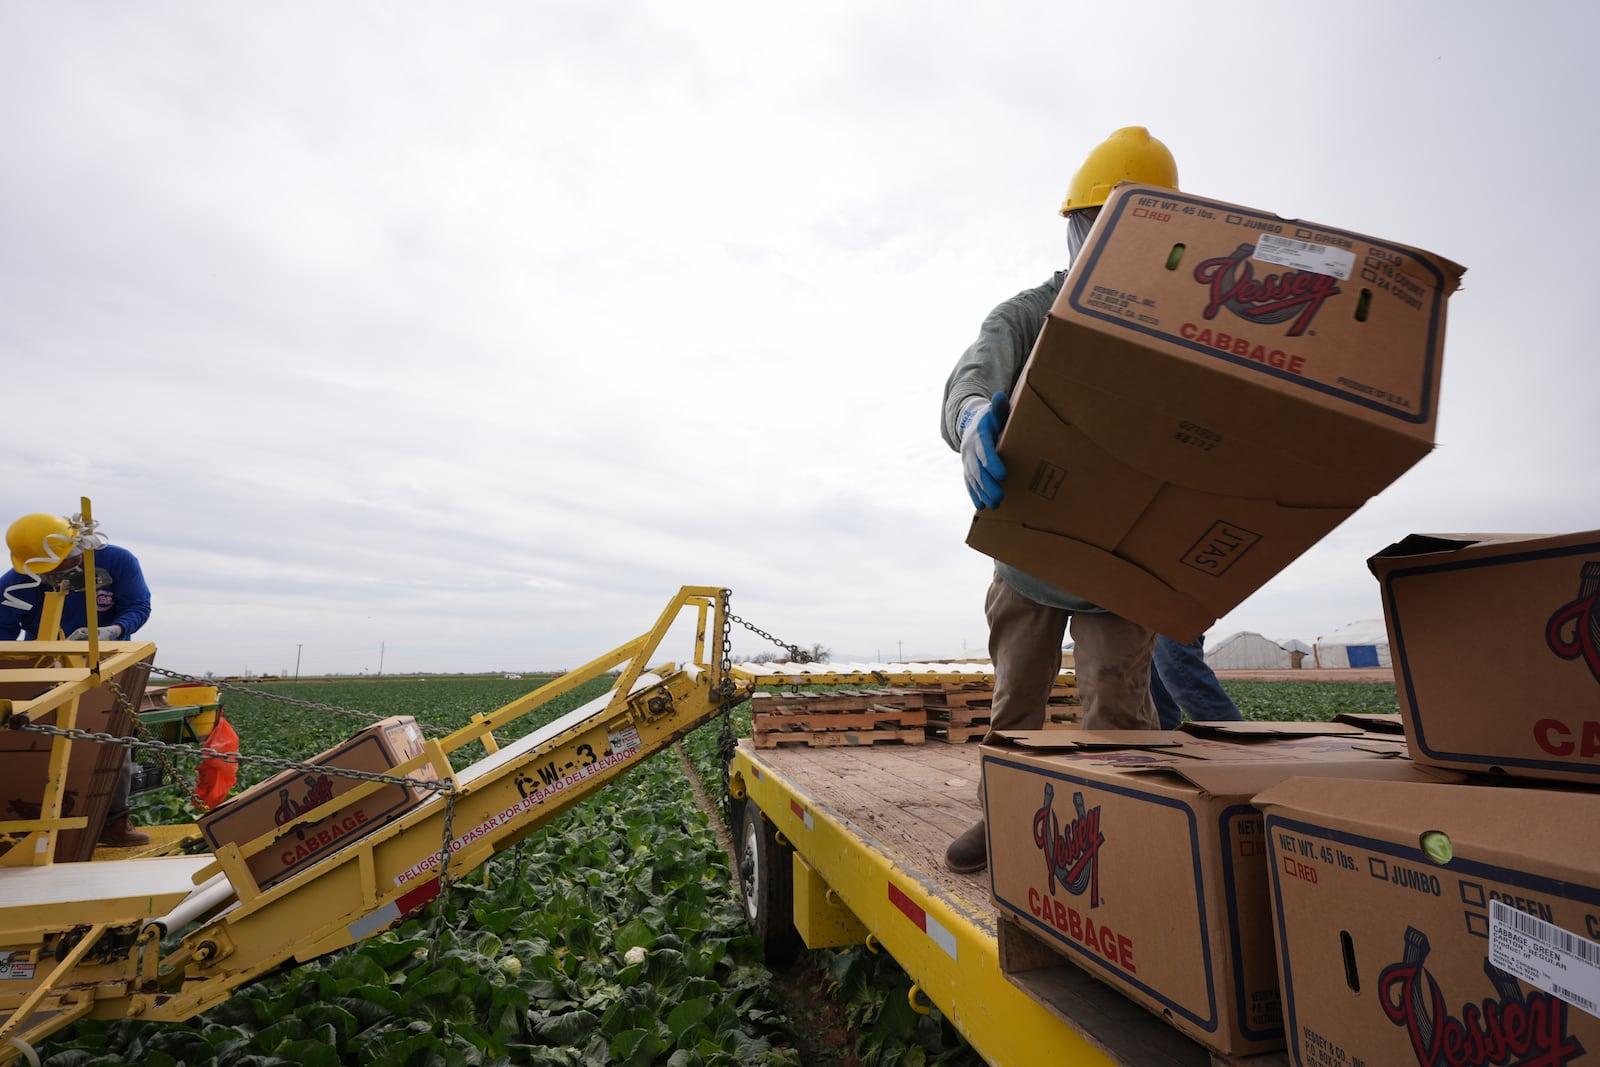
[99, 814, 150, 848]
[945, 819, 987, 874]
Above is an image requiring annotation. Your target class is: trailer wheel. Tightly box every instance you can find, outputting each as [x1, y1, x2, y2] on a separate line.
[737, 803, 802, 964]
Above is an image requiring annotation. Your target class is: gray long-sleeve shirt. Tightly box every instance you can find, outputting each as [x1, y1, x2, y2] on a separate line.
[940, 271, 1065, 449]
[940, 207, 1097, 447]
[943, 210, 1105, 613]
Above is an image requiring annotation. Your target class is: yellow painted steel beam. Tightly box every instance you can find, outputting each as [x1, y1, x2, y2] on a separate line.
[131, 588, 745, 1024]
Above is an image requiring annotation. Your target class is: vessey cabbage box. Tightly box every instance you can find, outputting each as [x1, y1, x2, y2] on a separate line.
[1255, 775, 1600, 1067]
[967, 182, 1466, 641]
[197, 715, 435, 892]
[981, 726, 1450, 1056]
[1371, 530, 1600, 785]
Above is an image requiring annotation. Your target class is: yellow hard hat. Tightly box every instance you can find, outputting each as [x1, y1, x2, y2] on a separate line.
[6, 513, 76, 573]
[1060, 126, 1179, 215]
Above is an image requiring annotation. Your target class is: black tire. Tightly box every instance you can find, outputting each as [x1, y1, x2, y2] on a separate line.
[736, 802, 802, 965]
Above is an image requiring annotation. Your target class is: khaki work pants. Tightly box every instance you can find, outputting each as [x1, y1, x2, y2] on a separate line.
[982, 573, 1158, 739]
[967, 574, 1158, 819]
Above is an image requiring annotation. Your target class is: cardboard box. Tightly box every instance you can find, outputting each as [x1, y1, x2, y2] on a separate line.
[1332, 710, 1405, 734]
[981, 726, 1446, 1055]
[198, 715, 434, 891]
[1255, 775, 1600, 1067]
[968, 183, 1465, 641]
[1175, 718, 1408, 758]
[0, 656, 152, 862]
[1372, 531, 1600, 784]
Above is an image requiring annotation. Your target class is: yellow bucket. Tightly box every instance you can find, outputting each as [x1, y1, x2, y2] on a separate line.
[166, 685, 219, 708]
[165, 685, 221, 740]
[185, 708, 219, 740]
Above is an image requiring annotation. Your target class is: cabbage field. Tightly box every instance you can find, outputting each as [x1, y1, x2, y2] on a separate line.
[38, 673, 1397, 1066]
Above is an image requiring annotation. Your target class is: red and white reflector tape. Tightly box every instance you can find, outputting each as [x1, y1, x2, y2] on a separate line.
[889, 881, 957, 960]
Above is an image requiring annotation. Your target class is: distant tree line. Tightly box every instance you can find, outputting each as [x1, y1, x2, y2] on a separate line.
[740, 642, 831, 665]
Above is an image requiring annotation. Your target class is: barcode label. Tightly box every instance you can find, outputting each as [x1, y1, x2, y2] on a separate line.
[1253, 233, 1355, 280]
[1489, 900, 1600, 1019]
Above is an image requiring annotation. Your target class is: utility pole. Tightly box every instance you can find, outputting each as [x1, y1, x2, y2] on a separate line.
[295, 644, 302, 681]
[379, 641, 385, 676]
[897, 640, 903, 662]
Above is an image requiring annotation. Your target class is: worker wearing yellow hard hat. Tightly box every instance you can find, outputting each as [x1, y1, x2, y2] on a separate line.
[1, 511, 156, 847]
[6, 512, 78, 574]
[1057, 124, 1179, 215]
[939, 128, 1210, 875]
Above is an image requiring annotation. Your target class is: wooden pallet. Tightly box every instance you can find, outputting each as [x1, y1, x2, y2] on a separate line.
[925, 722, 988, 744]
[751, 688, 925, 713]
[754, 705, 927, 730]
[924, 702, 989, 743]
[755, 726, 927, 748]
[927, 704, 989, 726]
[919, 683, 1076, 708]
[924, 697, 1082, 743]
[926, 690, 993, 711]
[752, 691, 928, 748]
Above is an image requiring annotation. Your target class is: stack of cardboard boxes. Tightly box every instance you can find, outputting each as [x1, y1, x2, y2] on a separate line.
[1252, 533, 1600, 1064]
[984, 723, 1442, 1056]
[973, 181, 1600, 1060]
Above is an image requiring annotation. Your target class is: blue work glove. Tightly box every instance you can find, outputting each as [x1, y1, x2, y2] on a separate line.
[67, 624, 122, 641]
[958, 391, 1010, 509]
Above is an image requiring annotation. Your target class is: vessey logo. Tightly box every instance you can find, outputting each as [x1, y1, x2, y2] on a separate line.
[1032, 783, 1104, 908]
[1194, 243, 1340, 337]
[274, 773, 336, 826]
[1378, 926, 1583, 1066]
[1546, 560, 1600, 684]
[1537, 559, 1600, 759]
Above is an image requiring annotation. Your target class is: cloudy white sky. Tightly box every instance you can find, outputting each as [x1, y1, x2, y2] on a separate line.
[2, 3, 1592, 676]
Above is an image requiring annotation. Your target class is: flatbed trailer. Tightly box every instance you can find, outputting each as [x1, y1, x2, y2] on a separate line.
[728, 735, 1290, 1067]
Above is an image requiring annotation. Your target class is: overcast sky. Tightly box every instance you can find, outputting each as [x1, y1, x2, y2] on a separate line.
[2, 3, 1592, 677]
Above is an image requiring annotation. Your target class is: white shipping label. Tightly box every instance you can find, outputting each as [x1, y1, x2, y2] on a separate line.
[0, 952, 35, 980]
[610, 724, 642, 753]
[1489, 900, 1600, 1019]
[1253, 233, 1356, 280]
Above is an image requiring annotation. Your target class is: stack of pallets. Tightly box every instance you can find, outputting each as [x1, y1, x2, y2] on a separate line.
[734, 661, 1080, 747]
[749, 688, 928, 748]
[921, 680, 1081, 743]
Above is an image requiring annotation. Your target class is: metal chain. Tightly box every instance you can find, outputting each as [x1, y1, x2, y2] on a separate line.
[144, 663, 451, 738]
[127, 710, 186, 786]
[113, 676, 195, 805]
[4, 719, 455, 797]
[713, 592, 819, 826]
[430, 792, 456, 960]
[725, 609, 813, 664]
[715, 591, 740, 824]
[12, 713, 465, 935]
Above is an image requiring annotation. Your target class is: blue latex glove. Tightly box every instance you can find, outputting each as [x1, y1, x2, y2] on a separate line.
[67, 624, 122, 641]
[958, 391, 1010, 509]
